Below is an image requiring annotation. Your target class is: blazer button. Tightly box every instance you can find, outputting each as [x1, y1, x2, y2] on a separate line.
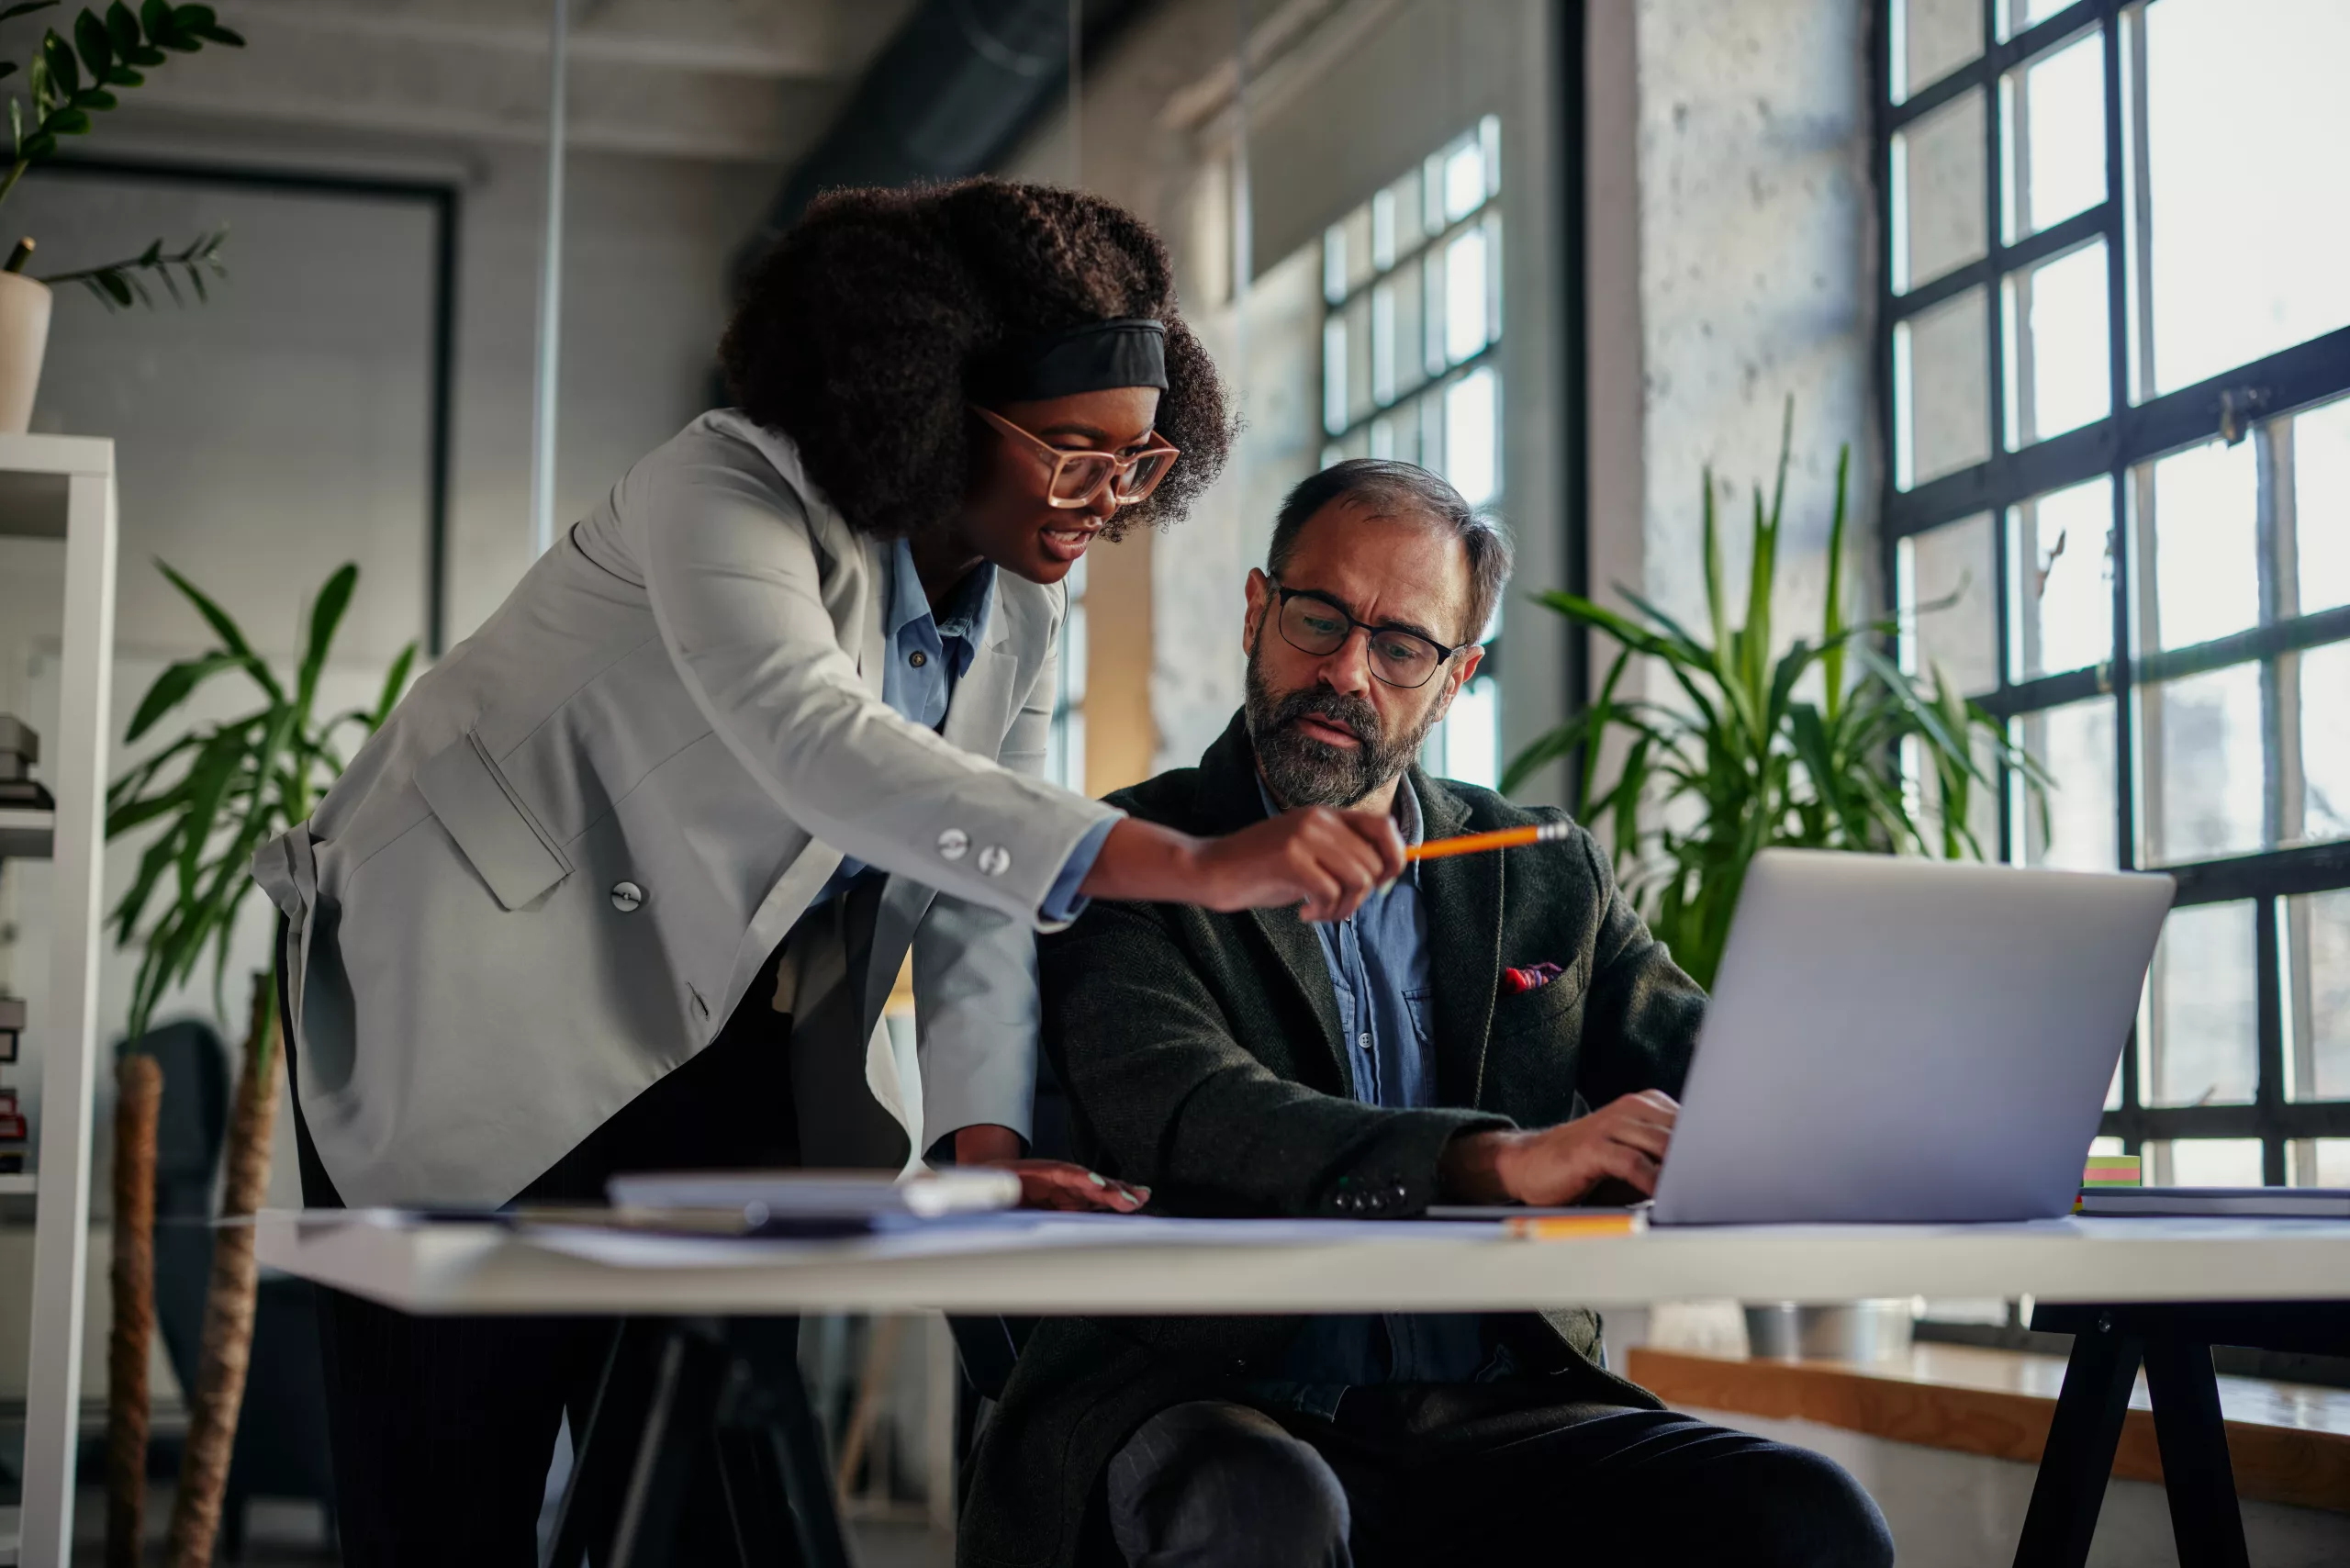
[937, 829, 969, 861]
[976, 845, 1012, 877]
[610, 881, 644, 913]
[908, 649, 929, 668]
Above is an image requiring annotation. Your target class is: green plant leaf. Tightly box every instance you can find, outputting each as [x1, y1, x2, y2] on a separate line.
[73, 7, 110, 76]
[1819, 442, 1852, 719]
[369, 642, 417, 728]
[0, 1, 62, 20]
[70, 85, 113, 109]
[104, 0, 135, 50]
[111, 826, 182, 945]
[136, 0, 165, 39]
[40, 28, 76, 92]
[297, 562, 359, 709]
[156, 558, 285, 700]
[123, 649, 243, 739]
[1499, 714, 1588, 798]
[45, 104, 87, 132]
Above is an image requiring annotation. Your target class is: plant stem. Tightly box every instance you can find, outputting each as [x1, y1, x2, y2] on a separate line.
[0, 160, 29, 214]
[166, 970, 280, 1568]
[2, 239, 30, 274]
[106, 1055, 162, 1568]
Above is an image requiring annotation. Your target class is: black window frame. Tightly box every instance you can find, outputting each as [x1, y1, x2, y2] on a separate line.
[1874, 0, 2350, 1186]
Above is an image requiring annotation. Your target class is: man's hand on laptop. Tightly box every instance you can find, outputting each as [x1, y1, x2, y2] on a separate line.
[1438, 1091, 1680, 1206]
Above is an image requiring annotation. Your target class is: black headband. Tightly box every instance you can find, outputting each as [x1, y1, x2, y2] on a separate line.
[969, 317, 1169, 403]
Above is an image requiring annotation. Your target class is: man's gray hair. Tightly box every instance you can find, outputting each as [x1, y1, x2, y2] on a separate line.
[1266, 459, 1514, 644]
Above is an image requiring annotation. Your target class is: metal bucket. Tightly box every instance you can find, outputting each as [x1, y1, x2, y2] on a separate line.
[1741, 1300, 1916, 1362]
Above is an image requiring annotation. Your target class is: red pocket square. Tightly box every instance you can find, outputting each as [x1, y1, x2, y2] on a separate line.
[1502, 962, 1565, 994]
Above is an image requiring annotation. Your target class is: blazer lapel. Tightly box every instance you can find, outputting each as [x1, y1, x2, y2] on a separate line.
[863, 611, 1020, 1035]
[1414, 772, 1503, 1108]
[1196, 715, 1351, 1092]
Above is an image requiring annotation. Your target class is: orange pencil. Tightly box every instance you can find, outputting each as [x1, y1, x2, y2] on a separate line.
[1407, 821, 1576, 862]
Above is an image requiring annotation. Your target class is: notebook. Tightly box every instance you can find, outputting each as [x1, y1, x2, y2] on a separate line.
[2075, 1187, 2350, 1219]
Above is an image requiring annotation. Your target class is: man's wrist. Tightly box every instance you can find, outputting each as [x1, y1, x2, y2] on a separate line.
[1438, 1129, 1523, 1204]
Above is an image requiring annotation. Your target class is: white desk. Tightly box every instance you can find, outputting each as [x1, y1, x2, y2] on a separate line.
[255, 1208, 2350, 1316]
[257, 1208, 2350, 1568]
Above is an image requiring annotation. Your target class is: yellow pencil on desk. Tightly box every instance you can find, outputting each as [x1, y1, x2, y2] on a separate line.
[1505, 1210, 1646, 1239]
[1409, 822, 1577, 862]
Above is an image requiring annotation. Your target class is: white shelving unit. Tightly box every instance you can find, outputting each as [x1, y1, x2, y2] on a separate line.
[0, 436, 118, 1568]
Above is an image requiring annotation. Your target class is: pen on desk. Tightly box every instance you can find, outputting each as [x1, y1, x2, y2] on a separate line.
[1408, 821, 1577, 862]
[1505, 1212, 1645, 1239]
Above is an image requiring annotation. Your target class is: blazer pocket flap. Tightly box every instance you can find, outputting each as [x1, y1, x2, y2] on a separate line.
[416, 733, 573, 911]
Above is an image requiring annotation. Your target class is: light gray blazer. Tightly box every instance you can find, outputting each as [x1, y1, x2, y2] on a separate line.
[252, 410, 1121, 1208]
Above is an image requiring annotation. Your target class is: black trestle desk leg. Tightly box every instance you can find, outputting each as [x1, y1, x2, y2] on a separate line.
[725, 1316, 856, 1568]
[2142, 1338, 2250, 1568]
[548, 1317, 668, 1568]
[605, 1325, 732, 1568]
[2013, 1314, 2143, 1568]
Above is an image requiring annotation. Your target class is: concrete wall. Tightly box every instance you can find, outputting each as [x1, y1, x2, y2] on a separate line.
[1623, 0, 1880, 638]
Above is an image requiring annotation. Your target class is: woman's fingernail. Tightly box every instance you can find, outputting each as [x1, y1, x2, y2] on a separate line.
[1089, 1172, 1107, 1186]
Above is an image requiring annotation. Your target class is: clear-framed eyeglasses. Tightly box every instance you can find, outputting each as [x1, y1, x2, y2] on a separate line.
[972, 405, 1181, 510]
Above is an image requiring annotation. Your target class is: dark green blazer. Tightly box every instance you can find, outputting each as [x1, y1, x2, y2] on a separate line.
[958, 711, 1708, 1568]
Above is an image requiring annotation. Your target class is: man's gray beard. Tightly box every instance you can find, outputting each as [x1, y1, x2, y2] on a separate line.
[1243, 645, 1439, 809]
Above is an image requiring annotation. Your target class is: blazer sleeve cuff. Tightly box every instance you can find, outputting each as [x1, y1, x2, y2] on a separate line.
[1317, 1108, 1515, 1220]
[1035, 815, 1119, 926]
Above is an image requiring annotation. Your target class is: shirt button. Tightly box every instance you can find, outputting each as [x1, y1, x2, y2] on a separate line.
[1357, 1032, 1371, 1052]
[908, 649, 928, 668]
[610, 880, 644, 913]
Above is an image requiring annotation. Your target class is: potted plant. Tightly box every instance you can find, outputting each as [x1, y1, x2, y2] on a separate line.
[1503, 402, 2047, 992]
[105, 560, 411, 1565]
[1505, 405, 2051, 1365]
[0, 0, 243, 431]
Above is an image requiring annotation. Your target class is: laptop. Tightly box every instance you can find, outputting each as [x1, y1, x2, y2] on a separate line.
[1650, 848, 2176, 1226]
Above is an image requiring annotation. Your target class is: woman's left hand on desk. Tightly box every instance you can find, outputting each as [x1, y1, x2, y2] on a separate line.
[995, 1160, 1151, 1212]
[953, 1124, 1149, 1211]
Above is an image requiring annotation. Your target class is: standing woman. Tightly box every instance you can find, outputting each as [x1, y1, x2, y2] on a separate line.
[252, 179, 1404, 1562]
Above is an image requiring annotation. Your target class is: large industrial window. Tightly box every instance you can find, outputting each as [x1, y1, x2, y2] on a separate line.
[1317, 116, 1504, 789]
[1879, 0, 2350, 1187]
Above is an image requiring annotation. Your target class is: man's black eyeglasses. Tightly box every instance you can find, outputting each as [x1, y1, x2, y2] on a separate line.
[1266, 581, 1472, 689]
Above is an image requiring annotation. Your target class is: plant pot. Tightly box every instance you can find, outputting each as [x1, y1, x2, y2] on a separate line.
[1741, 1300, 1916, 1363]
[0, 270, 52, 435]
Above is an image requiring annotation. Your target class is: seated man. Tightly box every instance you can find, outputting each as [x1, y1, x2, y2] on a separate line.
[960, 460, 1894, 1568]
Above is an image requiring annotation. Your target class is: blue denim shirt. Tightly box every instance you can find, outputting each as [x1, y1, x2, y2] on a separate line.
[818, 538, 1108, 918]
[1248, 776, 1507, 1416]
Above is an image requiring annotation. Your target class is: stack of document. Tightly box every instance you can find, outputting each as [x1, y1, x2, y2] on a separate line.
[2076, 1187, 2350, 1219]
[600, 1169, 1023, 1236]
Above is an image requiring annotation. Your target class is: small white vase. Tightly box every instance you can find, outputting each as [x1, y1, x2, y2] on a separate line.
[0, 270, 52, 435]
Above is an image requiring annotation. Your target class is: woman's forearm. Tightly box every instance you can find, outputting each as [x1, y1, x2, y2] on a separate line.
[1077, 807, 1408, 922]
[1076, 818, 1209, 903]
